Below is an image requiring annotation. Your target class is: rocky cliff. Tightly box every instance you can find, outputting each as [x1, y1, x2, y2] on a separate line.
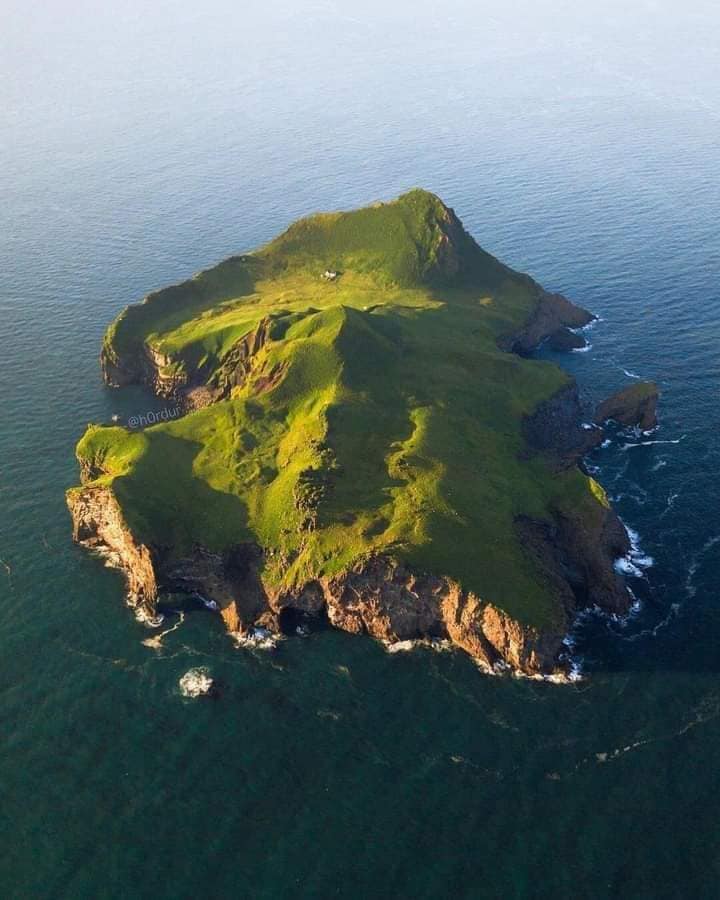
[501, 288, 594, 355]
[67, 486, 157, 614]
[595, 382, 659, 431]
[67, 495, 629, 677]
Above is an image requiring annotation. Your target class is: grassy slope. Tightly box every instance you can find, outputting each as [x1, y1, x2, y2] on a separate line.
[77, 190, 604, 628]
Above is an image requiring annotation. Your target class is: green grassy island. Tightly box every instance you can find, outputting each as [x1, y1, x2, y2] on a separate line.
[68, 190, 633, 676]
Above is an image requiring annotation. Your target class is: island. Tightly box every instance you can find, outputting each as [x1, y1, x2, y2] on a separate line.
[67, 189, 650, 677]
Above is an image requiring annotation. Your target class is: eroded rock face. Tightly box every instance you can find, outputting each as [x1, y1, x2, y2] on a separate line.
[210, 317, 272, 398]
[523, 383, 604, 469]
[100, 315, 274, 410]
[101, 341, 189, 398]
[163, 544, 268, 632]
[594, 382, 659, 431]
[203, 554, 576, 676]
[67, 486, 157, 613]
[503, 289, 595, 355]
[516, 507, 630, 618]
[547, 327, 587, 352]
[67, 485, 629, 677]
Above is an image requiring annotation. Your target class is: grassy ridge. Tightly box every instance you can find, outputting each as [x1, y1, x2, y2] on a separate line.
[77, 190, 604, 627]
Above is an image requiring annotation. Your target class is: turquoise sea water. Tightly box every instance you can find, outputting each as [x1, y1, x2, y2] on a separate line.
[2, 3, 720, 897]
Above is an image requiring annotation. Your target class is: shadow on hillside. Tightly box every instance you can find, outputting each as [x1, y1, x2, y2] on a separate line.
[114, 430, 250, 552]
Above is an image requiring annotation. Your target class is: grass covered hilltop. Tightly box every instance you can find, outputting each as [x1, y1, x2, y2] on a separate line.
[69, 190, 632, 676]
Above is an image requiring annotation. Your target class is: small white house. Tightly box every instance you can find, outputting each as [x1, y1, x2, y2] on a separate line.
[321, 270, 338, 281]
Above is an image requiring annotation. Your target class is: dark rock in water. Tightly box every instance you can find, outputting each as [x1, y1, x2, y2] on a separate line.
[547, 327, 586, 352]
[523, 383, 603, 469]
[504, 289, 595, 355]
[595, 382, 659, 431]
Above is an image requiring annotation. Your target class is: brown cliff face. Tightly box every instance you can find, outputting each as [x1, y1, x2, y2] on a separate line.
[67, 486, 157, 614]
[100, 316, 273, 409]
[101, 341, 188, 398]
[66, 479, 629, 677]
[595, 382, 659, 431]
[209, 317, 272, 398]
[172, 551, 573, 676]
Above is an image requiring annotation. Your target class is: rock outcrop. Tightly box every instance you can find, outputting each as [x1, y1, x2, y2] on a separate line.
[67, 491, 630, 678]
[595, 382, 659, 431]
[547, 326, 587, 352]
[522, 382, 603, 468]
[67, 486, 157, 614]
[101, 339, 189, 398]
[502, 288, 594, 354]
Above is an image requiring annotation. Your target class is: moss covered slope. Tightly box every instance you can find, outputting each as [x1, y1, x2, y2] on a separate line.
[75, 189, 608, 630]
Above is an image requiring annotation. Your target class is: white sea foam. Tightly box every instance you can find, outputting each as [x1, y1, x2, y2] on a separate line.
[516, 667, 583, 685]
[572, 343, 592, 353]
[567, 659, 584, 682]
[621, 435, 685, 449]
[614, 557, 644, 577]
[660, 492, 680, 518]
[384, 637, 453, 654]
[601, 438, 612, 449]
[102, 551, 123, 569]
[179, 667, 214, 698]
[685, 534, 720, 599]
[232, 627, 280, 651]
[142, 610, 185, 648]
[621, 602, 680, 642]
[385, 639, 416, 653]
[614, 525, 654, 578]
[194, 593, 218, 611]
[622, 368, 642, 379]
[134, 606, 165, 628]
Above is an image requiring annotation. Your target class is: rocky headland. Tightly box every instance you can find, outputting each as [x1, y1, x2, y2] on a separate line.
[594, 382, 659, 431]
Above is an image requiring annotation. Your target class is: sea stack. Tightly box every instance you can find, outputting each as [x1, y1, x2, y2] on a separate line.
[595, 382, 659, 431]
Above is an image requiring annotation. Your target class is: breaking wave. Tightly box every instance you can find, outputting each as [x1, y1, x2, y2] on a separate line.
[179, 667, 215, 698]
[231, 627, 281, 651]
[614, 525, 654, 578]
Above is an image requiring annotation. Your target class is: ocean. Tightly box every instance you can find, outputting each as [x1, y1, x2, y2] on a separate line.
[2, 2, 719, 896]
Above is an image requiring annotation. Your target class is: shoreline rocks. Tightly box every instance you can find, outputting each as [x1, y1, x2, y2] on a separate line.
[547, 326, 587, 352]
[501, 288, 595, 355]
[595, 382, 659, 431]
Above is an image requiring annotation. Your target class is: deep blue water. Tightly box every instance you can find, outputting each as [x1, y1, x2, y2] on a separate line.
[2, 3, 720, 897]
